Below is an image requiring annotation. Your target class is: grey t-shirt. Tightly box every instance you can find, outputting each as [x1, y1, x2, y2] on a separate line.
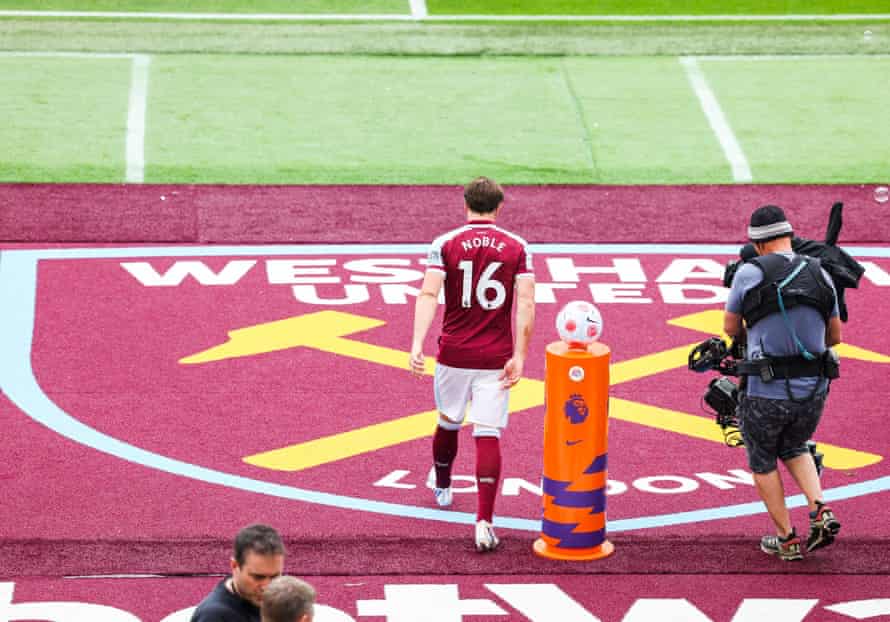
[725, 252, 839, 399]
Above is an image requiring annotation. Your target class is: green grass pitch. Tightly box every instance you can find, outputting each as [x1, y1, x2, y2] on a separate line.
[0, 1, 888, 185]
[427, 0, 890, 16]
[2, 0, 888, 14]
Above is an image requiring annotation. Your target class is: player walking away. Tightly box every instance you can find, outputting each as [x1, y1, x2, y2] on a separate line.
[409, 176, 535, 552]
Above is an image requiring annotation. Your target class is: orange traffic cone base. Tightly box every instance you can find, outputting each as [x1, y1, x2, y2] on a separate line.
[533, 537, 614, 561]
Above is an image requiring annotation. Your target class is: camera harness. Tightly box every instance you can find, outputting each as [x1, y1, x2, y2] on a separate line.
[738, 253, 838, 402]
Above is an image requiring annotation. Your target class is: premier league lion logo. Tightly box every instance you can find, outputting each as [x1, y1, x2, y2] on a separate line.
[563, 393, 589, 425]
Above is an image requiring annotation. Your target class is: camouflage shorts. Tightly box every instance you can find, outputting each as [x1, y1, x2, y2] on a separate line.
[737, 393, 827, 474]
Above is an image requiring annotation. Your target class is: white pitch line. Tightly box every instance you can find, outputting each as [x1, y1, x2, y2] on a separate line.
[409, 0, 428, 20]
[0, 10, 414, 20]
[697, 54, 890, 61]
[5, 51, 887, 61]
[0, 51, 138, 59]
[126, 55, 150, 184]
[680, 56, 752, 183]
[1, 10, 889, 21]
[0, 51, 151, 184]
[65, 573, 167, 579]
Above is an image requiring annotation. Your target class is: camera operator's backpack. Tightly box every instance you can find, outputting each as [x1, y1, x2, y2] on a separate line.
[740, 254, 836, 328]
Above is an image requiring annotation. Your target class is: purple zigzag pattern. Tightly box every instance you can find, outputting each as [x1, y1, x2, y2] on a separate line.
[542, 453, 608, 548]
[584, 452, 607, 474]
[541, 518, 606, 549]
[542, 478, 606, 511]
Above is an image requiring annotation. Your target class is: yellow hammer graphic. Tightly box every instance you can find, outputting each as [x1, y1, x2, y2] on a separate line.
[180, 310, 886, 472]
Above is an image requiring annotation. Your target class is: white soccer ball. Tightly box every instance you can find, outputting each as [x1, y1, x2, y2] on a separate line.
[556, 300, 603, 347]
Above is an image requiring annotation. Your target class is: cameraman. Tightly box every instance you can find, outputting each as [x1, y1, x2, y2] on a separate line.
[724, 205, 842, 561]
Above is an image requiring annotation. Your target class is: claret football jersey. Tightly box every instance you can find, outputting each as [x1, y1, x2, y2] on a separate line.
[425, 220, 534, 369]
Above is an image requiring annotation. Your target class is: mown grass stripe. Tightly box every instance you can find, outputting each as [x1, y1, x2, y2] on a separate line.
[559, 59, 598, 182]
[426, 13, 890, 21]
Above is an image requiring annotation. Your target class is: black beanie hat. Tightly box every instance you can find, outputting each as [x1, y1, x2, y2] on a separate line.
[748, 204, 793, 242]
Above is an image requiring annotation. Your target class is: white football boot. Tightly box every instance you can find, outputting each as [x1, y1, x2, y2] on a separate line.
[434, 487, 453, 507]
[475, 520, 500, 552]
[428, 466, 453, 507]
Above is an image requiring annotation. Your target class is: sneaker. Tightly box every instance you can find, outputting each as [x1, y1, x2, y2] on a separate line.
[434, 486, 453, 507]
[475, 520, 500, 552]
[807, 503, 841, 552]
[428, 466, 453, 507]
[760, 531, 803, 561]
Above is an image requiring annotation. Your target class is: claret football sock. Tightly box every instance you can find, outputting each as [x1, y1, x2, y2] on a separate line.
[432, 426, 459, 488]
[475, 436, 501, 523]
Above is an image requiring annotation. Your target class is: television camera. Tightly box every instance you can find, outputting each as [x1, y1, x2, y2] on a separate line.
[688, 336, 824, 474]
[688, 336, 746, 448]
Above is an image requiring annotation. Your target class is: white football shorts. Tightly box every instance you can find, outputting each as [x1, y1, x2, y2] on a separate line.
[433, 363, 510, 430]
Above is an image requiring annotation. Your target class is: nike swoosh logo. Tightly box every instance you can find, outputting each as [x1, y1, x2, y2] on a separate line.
[566, 440, 583, 446]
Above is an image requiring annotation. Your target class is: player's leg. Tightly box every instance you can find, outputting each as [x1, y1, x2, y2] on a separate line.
[431, 417, 460, 507]
[473, 427, 501, 551]
[468, 370, 509, 551]
[431, 364, 472, 507]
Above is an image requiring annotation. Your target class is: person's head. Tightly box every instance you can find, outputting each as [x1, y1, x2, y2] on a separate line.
[261, 576, 316, 622]
[230, 524, 286, 607]
[748, 204, 793, 255]
[464, 176, 504, 217]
